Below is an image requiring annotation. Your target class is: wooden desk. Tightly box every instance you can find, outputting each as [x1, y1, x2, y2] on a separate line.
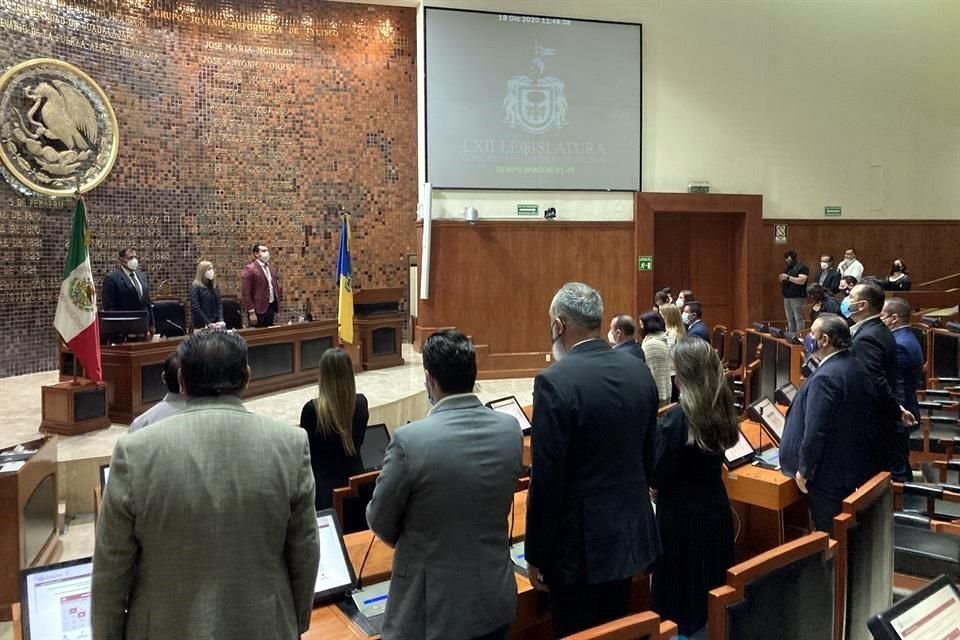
[73, 320, 339, 423]
[724, 420, 807, 558]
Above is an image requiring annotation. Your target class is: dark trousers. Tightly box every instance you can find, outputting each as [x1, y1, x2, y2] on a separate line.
[808, 487, 843, 534]
[888, 427, 911, 482]
[471, 623, 511, 640]
[255, 301, 278, 327]
[549, 578, 632, 638]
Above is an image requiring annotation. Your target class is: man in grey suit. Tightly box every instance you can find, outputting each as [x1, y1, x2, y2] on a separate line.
[367, 330, 524, 640]
[92, 331, 319, 640]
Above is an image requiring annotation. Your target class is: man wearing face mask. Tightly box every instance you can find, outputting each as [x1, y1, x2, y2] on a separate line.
[880, 298, 923, 422]
[608, 314, 646, 361]
[779, 314, 880, 532]
[366, 330, 523, 640]
[526, 282, 660, 637]
[102, 247, 155, 337]
[779, 250, 809, 333]
[838, 248, 864, 281]
[682, 301, 710, 341]
[847, 283, 918, 481]
[241, 242, 282, 328]
[814, 255, 841, 294]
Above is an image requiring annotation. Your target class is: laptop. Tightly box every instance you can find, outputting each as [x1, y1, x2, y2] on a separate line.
[360, 424, 391, 472]
[867, 574, 960, 639]
[724, 428, 756, 470]
[486, 396, 533, 435]
[748, 397, 786, 445]
[20, 557, 93, 640]
[99, 464, 110, 491]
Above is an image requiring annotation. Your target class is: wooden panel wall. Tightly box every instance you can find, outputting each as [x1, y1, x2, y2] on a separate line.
[415, 220, 635, 377]
[756, 220, 960, 323]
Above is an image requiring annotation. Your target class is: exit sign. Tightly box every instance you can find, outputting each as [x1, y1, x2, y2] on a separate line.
[517, 204, 538, 216]
[824, 206, 842, 217]
[638, 256, 653, 271]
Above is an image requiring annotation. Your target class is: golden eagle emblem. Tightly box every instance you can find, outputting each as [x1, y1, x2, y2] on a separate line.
[0, 59, 118, 197]
[68, 276, 96, 312]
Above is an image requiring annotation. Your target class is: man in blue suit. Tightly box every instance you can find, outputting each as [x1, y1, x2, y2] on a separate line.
[607, 314, 646, 362]
[780, 314, 881, 533]
[881, 298, 924, 421]
[683, 301, 710, 341]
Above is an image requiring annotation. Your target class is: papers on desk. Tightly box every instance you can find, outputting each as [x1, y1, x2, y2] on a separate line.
[0, 461, 25, 473]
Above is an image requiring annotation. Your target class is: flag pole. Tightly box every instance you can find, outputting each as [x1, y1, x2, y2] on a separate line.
[71, 188, 82, 385]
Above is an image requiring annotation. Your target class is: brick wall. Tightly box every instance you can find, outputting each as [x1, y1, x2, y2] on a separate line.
[0, 0, 417, 377]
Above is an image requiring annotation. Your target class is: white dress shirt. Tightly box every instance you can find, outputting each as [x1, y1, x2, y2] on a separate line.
[128, 392, 187, 433]
[258, 260, 275, 304]
[839, 258, 864, 281]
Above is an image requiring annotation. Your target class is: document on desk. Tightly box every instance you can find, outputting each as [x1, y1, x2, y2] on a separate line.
[889, 583, 960, 639]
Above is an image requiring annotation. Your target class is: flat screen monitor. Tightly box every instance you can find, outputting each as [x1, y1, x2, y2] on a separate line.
[20, 557, 92, 640]
[867, 575, 960, 639]
[933, 333, 960, 379]
[748, 397, 785, 444]
[775, 341, 793, 390]
[99, 310, 149, 343]
[99, 464, 110, 492]
[360, 424, 391, 472]
[486, 396, 533, 434]
[314, 509, 357, 603]
[724, 428, 756, 470]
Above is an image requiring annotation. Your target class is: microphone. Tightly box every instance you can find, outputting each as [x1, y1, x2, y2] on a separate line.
[356, 533, 377, 590]
[164, 318, 185, 335]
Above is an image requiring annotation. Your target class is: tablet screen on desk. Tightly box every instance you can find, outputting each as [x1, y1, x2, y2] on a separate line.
[724, 429, 755, 469]
[314, 509, 357, 603]
[868, 575, 960, 640]
[360, 424, 391, 471]
[748, 397, 785, 444]
[486, 396, 532, 434]
[20, 557, 92, 640]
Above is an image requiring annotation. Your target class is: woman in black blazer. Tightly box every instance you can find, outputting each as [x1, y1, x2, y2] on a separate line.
[299, 348, 369, 510]
[190, 260, 224, 330]
[882, 258, 912, 291]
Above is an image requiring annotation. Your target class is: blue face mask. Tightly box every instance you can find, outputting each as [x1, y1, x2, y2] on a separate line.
[840, 297, 853, 318]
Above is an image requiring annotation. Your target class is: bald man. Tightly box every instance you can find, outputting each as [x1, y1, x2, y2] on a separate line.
[607, 314, 646, 362]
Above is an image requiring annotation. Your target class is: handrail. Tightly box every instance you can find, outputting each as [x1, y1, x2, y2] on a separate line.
[915, 272, 960, 290]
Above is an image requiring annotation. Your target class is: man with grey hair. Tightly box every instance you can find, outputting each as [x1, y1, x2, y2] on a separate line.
[526, 282, 660, 637]
[780, 314, 880, 532]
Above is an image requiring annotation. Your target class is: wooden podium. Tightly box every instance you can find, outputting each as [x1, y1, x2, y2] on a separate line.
[354, 288, 405, 371]
[0, 436, 62, 621]
[40, 381, 111, 435]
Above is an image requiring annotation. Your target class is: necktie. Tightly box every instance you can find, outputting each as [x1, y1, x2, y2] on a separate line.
[131, 272, 143, 299]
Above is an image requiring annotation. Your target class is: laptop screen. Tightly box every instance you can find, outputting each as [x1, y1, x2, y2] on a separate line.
[314, 509, 357, 603]
[99, 464, 110, 491]
[21, 557, 92, 640]
[487, 396, 532, 434]
[361, 424, 391, 471]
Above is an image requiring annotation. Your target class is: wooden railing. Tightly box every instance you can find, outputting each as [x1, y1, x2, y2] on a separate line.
[915, 272, 960, 291]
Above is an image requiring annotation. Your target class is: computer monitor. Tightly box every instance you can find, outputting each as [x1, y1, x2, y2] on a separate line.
[360, 424, 391, 472]
[775, 383, 798, 407]
[99, 464, 110, 492]
[867, 575, 960, 639]
[99, 310, 149, 344]
[20, 557, 92, 640]
[724, 428, 756, 469]
[314, 509, 357, 603]
[486, 396, 533, 435]
[748, 397, 786, 444]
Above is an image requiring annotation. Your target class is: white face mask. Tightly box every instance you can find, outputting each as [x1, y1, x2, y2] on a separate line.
[126, 258, 138, 271]
[259, 251, 270, 264]
[607, 330, 617, 345]
[676, 297, 685, 308]
[205, 269, 215, 281]
[820, 262, 829, 270]
[681, 312, 690, 325]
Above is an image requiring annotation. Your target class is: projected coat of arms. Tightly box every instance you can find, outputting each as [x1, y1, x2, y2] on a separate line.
[503, 43, 569, 135]
[0, 58, 119, 197]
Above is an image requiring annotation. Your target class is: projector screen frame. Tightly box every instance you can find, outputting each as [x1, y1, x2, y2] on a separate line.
[423, 7, 643, 192]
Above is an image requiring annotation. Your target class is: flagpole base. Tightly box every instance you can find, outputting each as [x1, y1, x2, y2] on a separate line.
[40, 381, 111, 436]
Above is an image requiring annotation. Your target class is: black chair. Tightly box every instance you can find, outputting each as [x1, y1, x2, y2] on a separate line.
[709, 532, 836, 640]
[221, 296, 243, 330]
[152, 298, 186, 338]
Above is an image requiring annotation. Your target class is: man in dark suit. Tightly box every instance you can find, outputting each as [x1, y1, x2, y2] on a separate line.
[527, 282, 661, 637]
[367, 330, 523, 640]
[683, 301, 710, 341]
[881, 297, 924, 421]
[814, 254, 841, 294]
[102, 247, 154, 335]
[240, 242, 281, 327]
[848, 283, 917, 481]
[780, 314, 880, 533]
[607, 314, 646, 361]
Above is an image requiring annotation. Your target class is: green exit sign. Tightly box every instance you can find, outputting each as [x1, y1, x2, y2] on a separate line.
[517, 204, 539, 216]
[638, 256, 653, 271]
[824, 206, 842, 217]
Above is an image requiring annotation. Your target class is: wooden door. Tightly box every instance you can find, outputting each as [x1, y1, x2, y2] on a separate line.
[653, 212, 736, 330]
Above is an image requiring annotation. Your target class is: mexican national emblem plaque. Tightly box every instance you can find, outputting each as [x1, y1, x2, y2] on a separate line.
[503, 43, 569, 135]
[0, 58, 119, 197]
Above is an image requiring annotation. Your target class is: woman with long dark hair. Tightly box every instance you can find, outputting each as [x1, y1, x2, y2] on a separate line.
[298, 348, 369, 510]
[651, 339, 739, 637]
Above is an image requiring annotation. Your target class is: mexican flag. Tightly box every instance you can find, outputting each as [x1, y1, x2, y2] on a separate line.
[54, 198, 102, 384]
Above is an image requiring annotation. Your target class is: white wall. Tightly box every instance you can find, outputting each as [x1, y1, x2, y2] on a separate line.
[418, 0, 960, 220]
